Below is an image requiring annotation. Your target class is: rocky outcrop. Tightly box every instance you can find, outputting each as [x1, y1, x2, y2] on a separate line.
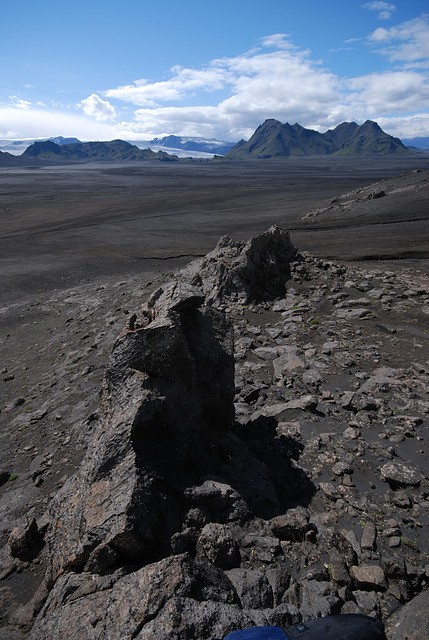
[43, 286, 237, 584]
[26, 227, 310, 638]
[146, 225, 297, 308]
[2, 226, 428, 639]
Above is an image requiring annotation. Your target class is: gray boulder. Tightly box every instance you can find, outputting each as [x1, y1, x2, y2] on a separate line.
[196, 523, 241, 569]
[299, 580, 342, 620]
[269, 507, 313, 542]
[135, 597, 268, 640]
[226, 568, 274, 609]
[380, 462, 424, 488]
[8, 517, 44, 562]
[350, 564, 387, 591]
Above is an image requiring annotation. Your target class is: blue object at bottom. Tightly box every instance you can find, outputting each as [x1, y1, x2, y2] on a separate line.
[224, 627, 288, 640]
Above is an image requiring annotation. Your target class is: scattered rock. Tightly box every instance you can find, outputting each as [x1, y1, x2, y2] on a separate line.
[380, 462, 424, 488]
[328, 548, 351, 587]
[350, 564, 387, 591]
[270, 507, 313, 542]
[8, 518, 44, 562]
[0, 470, 10, 486]
[226, 568, 274, 609]
[361, 522, 377, 551]
[196, 523, 240, 570]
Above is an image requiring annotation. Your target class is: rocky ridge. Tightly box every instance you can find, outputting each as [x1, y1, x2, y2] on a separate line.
[302, 169, 428, 226]
[0, 227, 428, 639]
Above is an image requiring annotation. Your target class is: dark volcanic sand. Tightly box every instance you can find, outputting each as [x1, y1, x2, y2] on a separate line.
[1, 156, 429, 304]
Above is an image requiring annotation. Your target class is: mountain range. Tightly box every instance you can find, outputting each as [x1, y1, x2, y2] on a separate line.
[0, 120, 423, 166]
[224, 119, 413, 159]
[402, 136, 429, 152]
[21, 139, 178, 162]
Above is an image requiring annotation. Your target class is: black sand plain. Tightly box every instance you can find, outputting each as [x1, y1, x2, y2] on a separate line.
[1, 155, 429, 305]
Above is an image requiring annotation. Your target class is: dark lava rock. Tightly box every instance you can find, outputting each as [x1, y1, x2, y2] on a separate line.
[0, 470, 10, 487]
[196, 523, 241, 570]
[3, 222, 428, 640]
[350, 565, 387, 591]
[269, 507, 313, 542]
[226, 568, 274, 609]
[29, 553, 251, 640]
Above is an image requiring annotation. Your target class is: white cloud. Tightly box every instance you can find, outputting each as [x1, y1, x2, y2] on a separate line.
[347, 70, 429, 115]
[259, 33, 294, 50]
[220, 51, 341, 130]
[362, 2, 396, 20]
[80, 93, 117, 121]
[368, 15, 429, 63]
[0, 107, 120, 140]
[117, 31, 429, 141]
[377, 112, 429, 138]
[106, 66, 231, 107]
[8, 96, 32, 110]
[130, 106, 223, 139]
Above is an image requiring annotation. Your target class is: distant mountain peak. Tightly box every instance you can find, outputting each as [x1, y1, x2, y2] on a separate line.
[49, 136, 81, 145]
[149, 135, 235, 155]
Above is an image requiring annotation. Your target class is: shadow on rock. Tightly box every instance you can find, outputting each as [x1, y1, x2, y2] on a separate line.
[233, 415, 314, 515]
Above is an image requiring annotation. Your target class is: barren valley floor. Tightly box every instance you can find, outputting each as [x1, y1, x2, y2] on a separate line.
[1, 156, 429, 304]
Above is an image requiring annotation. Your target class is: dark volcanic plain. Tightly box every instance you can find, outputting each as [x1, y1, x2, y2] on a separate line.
[0, 156, 429, 639]
[1, 156, 429, 304]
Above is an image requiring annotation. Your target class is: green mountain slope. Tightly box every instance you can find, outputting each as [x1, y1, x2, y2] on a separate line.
[22, 139, 178, 162]
[225, 120, 413, 159]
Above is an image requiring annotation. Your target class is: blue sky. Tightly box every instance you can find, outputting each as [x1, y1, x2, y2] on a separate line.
[1, 0, 428, 142]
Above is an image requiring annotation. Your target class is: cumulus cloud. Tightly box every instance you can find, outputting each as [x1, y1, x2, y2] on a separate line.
[106, 66, 231, 106]
[347, 70, 429, 115]
[362, 2, 396, 20]
[80, 93, 117, 121]
[377, 112, 429, 138]
[99, 26, 429, 140]
[368, 15, 429, 63]
[220, 52, 341, 134]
